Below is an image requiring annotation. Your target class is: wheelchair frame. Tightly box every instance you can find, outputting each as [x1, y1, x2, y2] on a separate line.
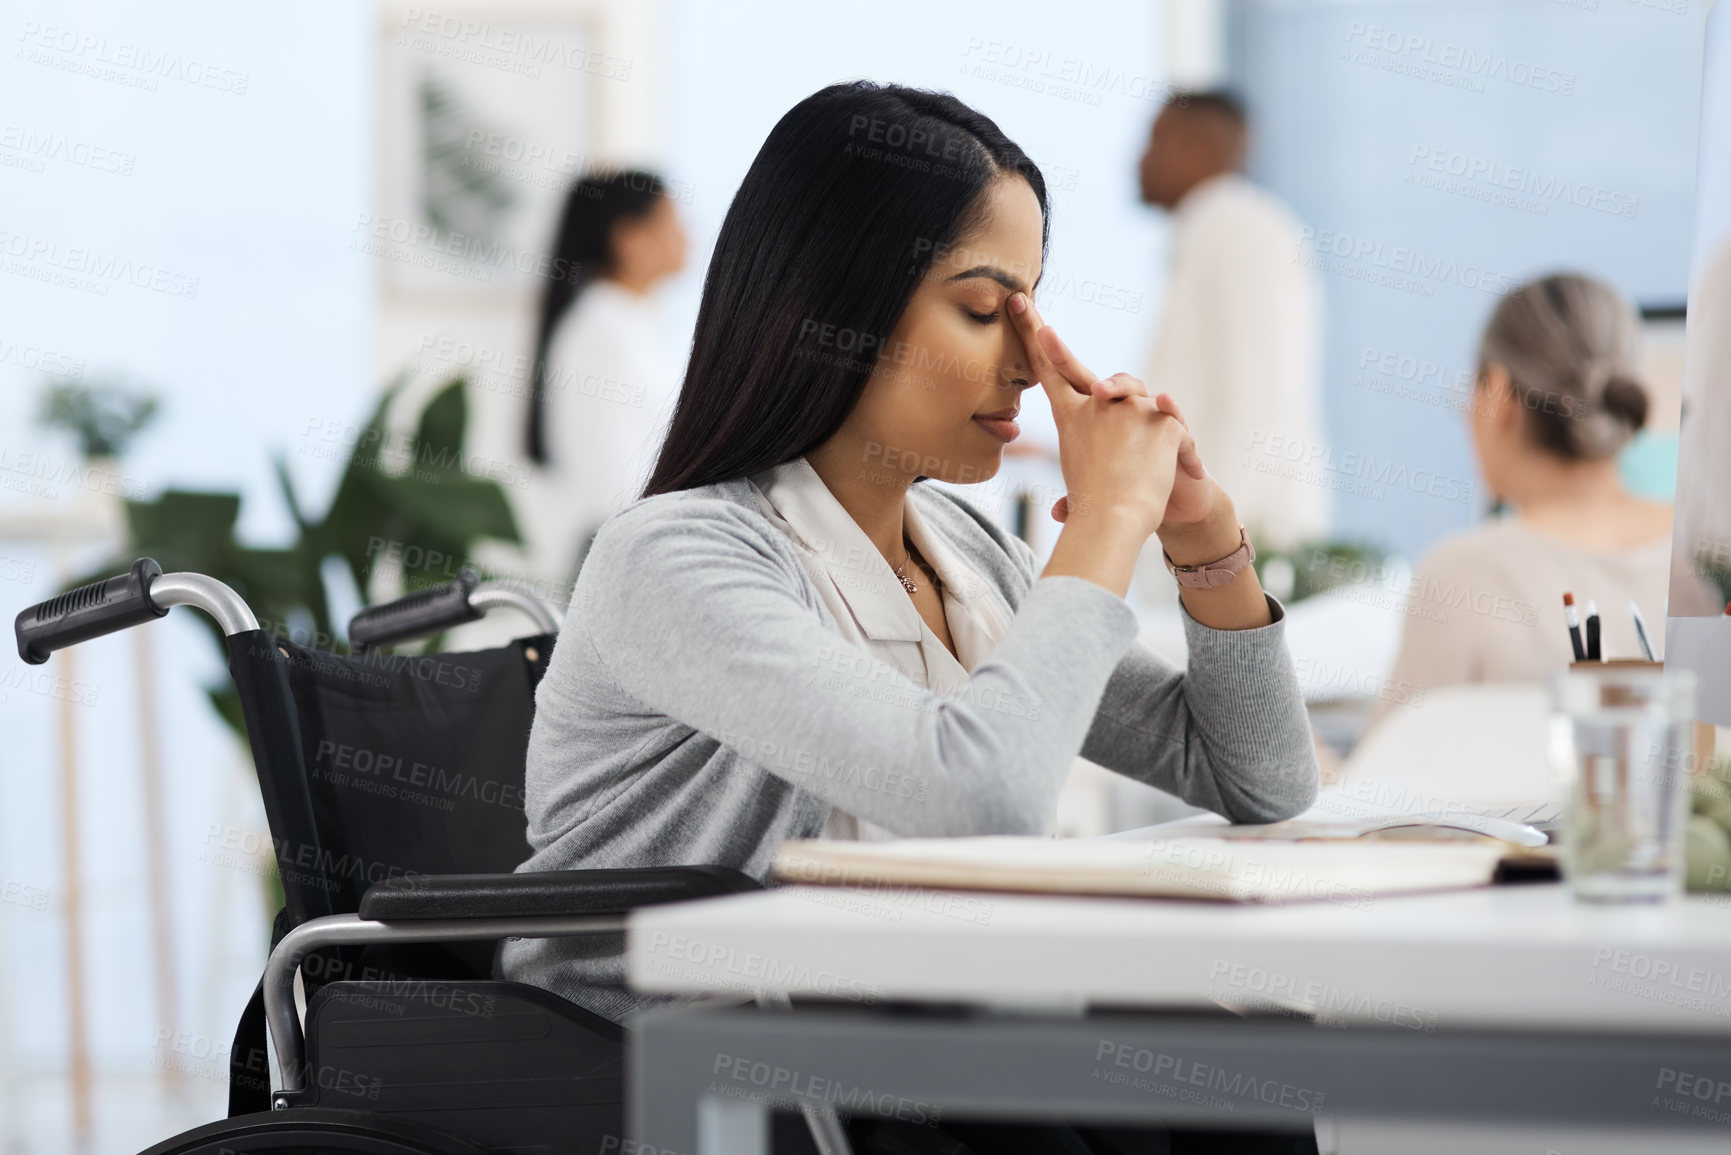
[15, 559, 851, 1155]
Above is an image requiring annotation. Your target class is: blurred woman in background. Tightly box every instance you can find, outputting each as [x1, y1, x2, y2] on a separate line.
[1381, 272, 1672, 708]
[522, 169, 688, 590]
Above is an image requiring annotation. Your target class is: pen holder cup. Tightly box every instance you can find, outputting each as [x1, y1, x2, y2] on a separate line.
[1554, 663, 1699, 902]
[1568, 661, 1717, 766]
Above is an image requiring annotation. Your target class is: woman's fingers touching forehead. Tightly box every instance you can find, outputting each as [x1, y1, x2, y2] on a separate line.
[1008, 293, 1068, 401]
[1008, 293, 1092, 403]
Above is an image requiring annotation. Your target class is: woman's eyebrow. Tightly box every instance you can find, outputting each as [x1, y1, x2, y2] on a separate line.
[946, 264, 1030, 293]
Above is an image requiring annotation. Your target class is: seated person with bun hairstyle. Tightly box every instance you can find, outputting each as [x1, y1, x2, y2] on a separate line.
[1379, 273, 1672, 713]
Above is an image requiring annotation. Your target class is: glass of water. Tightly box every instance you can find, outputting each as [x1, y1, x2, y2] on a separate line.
[1553, 665, 1697, 903]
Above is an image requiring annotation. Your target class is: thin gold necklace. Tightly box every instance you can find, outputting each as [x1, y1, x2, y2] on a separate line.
[893, 545, 917, 594]
[894, 539, 937, 595]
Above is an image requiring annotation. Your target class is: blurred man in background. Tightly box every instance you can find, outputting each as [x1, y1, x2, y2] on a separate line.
[1139, 90, 1328, 551]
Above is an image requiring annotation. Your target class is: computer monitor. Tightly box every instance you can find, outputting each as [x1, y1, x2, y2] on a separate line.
[1666, 0, 1731, 727]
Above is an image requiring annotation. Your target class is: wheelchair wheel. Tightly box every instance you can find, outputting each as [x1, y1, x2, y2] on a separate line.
[137, 1108, 494, 1155]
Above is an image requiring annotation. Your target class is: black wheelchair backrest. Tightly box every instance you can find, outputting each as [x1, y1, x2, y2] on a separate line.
[228, 628, 553, 930]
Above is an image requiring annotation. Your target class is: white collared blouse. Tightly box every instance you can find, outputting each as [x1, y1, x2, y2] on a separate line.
[749, 457, 1015, 839]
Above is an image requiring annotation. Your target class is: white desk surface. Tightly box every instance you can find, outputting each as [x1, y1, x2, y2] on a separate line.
[628, 882, 1731, 1036]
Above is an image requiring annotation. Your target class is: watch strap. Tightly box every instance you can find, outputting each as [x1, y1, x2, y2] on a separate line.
[1164, 525, 1255, 589]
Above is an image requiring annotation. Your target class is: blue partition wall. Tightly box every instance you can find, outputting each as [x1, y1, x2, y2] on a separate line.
[1227, 0, 1704, 559]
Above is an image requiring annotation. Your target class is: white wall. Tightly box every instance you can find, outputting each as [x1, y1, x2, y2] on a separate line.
[0, 1, 371, 1147]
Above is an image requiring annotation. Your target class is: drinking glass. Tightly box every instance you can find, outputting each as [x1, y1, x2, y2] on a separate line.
[1552, 665, 1697, 902]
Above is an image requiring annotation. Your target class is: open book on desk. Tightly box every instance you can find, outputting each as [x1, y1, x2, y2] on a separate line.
[774, 835, 1508, 905]
[1103, 806, 1560, 883]
[1318, 683, 1564, 842]
[1220, 798, 1554, 848]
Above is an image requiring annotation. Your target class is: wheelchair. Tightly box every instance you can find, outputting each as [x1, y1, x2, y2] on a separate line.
[14, 559, 845, 1155]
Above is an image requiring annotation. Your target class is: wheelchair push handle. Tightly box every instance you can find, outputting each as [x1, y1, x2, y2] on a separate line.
[15, 559, 258, 665]
[16, 557, 169, 665]
[351, 567, 560, 654]
[349, 568, 560, 650]
[348, 569, 483, 651]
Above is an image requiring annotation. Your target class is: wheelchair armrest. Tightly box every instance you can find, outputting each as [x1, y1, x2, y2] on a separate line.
[358, 866, 761, 923]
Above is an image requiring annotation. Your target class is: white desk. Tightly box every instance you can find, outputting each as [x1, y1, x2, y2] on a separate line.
[630, 883, 1731, 1035]
[625, 883, 1731, 1153]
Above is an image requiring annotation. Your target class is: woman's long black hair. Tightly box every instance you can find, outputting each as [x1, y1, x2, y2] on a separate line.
[525, 169, 667, 464]
[641, 81, 1048, 497]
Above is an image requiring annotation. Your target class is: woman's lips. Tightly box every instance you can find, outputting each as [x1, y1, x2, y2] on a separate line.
[972, 414, 1020, 443]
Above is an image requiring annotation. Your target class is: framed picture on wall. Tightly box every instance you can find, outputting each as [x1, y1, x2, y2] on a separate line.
[374, 7, 618, 295]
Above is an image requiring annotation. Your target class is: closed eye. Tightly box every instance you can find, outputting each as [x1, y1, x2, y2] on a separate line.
[964, 309, 1000, 325]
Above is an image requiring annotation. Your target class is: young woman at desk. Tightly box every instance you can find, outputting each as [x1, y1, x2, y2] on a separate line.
[1377, 273, 1676, 720]
[504, 81, 1320, 1154]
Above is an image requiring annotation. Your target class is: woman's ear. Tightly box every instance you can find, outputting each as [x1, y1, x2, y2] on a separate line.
[1479, 363, 1521, 431]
